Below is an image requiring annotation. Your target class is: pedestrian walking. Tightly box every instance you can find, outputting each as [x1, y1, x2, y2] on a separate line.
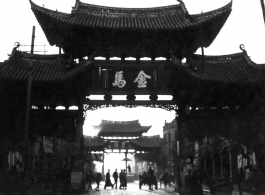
[95, 172, 102, 190]
[245, 166, 253, 193]
[104, 169, 113, 189]
[123, 169, 127, 188]
[86, 170, 94, 191]
[112, 169, 118, 189]
[162, 170, 169, 188]
[127, 165, 131, 173]
[119, 169, 126, 189]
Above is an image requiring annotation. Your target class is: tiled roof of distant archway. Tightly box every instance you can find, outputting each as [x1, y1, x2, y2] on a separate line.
[97, 120, 151, 136]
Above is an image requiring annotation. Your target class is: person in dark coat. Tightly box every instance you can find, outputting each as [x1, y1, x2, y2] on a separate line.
[187, 171, 203, 195]
[112, 169, 118, 189]
[119, 169, 127, 189]
[86, 170, 94, 191]
[162, 170, 169, 188]
[104, 169, 113, 189]
[123, 169, 127, 188]
[127, 165, 131, 173]
[95, 172, 102, 190]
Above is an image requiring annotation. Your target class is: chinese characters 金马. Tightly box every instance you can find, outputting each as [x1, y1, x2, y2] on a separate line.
[112, 70, 151, 88]
[133, 71, 151, 88]
[112, 71, 126, 88]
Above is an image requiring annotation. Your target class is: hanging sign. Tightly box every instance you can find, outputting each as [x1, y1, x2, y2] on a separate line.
[90, 61, 173, 95]
[104, 68, 156, 91]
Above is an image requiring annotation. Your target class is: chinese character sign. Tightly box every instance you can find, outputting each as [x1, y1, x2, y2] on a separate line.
[112, 71, 126, 88]
[134, 71, 151, 88]
[111, 70, 152, 89]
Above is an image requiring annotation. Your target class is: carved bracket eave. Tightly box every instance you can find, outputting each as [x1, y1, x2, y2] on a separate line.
[83, 102, 177, 114]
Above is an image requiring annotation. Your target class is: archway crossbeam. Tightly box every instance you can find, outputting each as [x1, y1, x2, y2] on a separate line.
[83, 100, 177, 112]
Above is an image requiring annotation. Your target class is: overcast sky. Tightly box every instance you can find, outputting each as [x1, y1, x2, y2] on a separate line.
[1, 0, 265, 136]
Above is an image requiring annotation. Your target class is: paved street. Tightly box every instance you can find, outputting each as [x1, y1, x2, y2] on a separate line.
[75, 182, 258, 195]
[82, 182, 177, 195]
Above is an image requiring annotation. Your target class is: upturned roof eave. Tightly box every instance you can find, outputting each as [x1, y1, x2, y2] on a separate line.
[190, 0, 233, 18]
[98, 126, 151, 135]
[171, 51, 265, 83]
[0, 51, 93, 82]
[30, 0, 232, 30]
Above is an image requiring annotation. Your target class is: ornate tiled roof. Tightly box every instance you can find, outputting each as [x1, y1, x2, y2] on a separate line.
[84, 136, 108, 151]
[29, 0, 232, 58]
[30, 0, 232, 30]
[130, 135, 161, 152]
[131, 135, 161, 147]
[171, 51, 265, 83]
[0, 50, 92, 82]
[98, 120, 151, 136]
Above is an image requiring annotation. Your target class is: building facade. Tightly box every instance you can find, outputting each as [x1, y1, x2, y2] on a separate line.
[162, 119, 178, 174]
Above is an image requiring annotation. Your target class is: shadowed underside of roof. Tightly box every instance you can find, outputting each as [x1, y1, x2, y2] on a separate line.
[130, 135, 162, 150]
[2, 50, 265, 85]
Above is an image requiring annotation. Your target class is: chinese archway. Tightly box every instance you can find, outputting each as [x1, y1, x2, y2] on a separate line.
[1, 0, 265, 189]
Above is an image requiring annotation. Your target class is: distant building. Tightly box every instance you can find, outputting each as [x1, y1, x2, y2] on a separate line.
[162, 119, 178, 173]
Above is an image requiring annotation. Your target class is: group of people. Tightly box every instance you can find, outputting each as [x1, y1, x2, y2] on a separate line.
[86, 168, 128, 191]
[86, 171, 102, 191]
[104, 169, 127, 189]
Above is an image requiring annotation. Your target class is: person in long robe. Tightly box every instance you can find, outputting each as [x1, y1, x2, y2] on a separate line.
[104, 169, 113, 189]
[123, 169, 127, 189]
[112, 169, 118, 189]
[119, 170, 125, 189]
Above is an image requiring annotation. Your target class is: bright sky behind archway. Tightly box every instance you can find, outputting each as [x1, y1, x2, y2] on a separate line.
[1, 0, 265, 137]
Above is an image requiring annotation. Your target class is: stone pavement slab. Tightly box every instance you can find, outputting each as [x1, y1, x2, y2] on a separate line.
[82, 182, 179, 195]
[51, 182, 264, 195]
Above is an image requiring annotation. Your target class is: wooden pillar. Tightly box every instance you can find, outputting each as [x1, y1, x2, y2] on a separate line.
[212, 155, 215, 179]
[204, 159, 206, 172]
[229, 151, 232, 181]
[102, 153, 105, 174]
[221, 153, 223, 177]
[125, 153, 128, 174]
[75, 104, 84, 153]
[176, 104, 188, 195]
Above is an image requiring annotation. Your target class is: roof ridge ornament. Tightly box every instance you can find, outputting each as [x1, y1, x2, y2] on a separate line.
[239, 44, 255, 66]
[72, 0, 80, 14]
[7, 42, 20, 60]
[176, 0, 189, 15]
[239, 44, 246, 53]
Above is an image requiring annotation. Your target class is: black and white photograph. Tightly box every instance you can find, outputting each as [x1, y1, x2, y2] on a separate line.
[0, 0, 265, 195]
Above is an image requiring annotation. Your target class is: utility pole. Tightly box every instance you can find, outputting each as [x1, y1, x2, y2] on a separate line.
[260, 0, 265, 25]
[31, 26, 35, 54]
[23, 61, 33, 171]
[22, 25, 35, 178]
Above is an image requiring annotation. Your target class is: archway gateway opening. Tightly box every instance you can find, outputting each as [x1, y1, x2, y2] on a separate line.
[82, 99, 176, 178]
